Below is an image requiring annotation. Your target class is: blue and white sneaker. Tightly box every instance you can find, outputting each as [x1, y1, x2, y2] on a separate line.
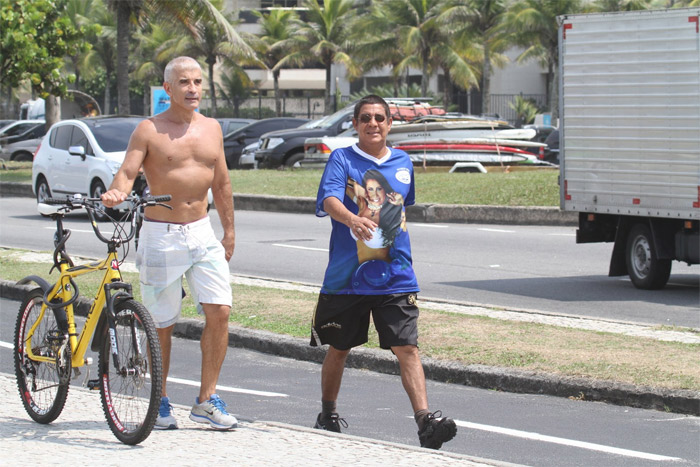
[155, 396, 178, 430]
[189, 394, 238, 430]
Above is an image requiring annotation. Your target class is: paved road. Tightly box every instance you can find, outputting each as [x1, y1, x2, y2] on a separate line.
[1, 196, 698, 328]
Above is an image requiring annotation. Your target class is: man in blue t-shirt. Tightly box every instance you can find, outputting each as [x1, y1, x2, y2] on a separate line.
[310, 95, 456, 449]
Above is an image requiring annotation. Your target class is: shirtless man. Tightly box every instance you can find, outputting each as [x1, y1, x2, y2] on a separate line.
[101, 56, 237, 431]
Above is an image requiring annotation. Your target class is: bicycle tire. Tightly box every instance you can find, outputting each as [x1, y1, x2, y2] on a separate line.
[98, 299, 162, 445]
[14, 287, 70, 424]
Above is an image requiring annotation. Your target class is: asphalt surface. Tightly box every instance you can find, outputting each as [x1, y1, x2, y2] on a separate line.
[1, 181, 698, 417]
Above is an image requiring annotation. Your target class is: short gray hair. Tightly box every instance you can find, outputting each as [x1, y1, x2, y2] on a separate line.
[164, 57, 201, 84]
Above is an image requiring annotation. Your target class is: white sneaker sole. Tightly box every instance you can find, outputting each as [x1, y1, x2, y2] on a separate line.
[189, 412, 238, 430]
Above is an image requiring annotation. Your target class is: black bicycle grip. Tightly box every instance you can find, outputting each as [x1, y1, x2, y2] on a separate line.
[152, 195, 172, 202]
[44, 197, 69, 205]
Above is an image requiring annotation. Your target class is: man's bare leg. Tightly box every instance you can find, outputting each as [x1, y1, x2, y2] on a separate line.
[321, 346, 350, 401]
[157, 325, 175, 396]
[392, 344, 428, 412]
[198, 303, 231, 401]
[393, 344, 457, 449]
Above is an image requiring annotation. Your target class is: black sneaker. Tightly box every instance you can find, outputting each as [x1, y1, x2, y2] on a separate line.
[313, 412, 348, 433]
[418, 410, 457, 449]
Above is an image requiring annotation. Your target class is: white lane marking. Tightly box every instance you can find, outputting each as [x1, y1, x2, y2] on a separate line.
[455, 419, 682, 462]
[272, 243, 328, 252]
[0, 340, 288, 398]
[547, 233, 576, 237]
[166, 375, 289, 398]
[477, 228, 515, 233]
[411, 223, 449, 228]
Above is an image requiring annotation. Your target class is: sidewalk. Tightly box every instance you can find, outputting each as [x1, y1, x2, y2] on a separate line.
[0, 373, 511, 466]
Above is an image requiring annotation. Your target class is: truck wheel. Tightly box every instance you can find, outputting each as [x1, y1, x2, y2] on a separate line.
[284, 152, 304, 169]
[625, 224, 671, 289]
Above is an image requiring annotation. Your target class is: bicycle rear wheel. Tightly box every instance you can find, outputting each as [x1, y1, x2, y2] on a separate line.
[98, 299, 162, 445]
[14, 288, 71, 424]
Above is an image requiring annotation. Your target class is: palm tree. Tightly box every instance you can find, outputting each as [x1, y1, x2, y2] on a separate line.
[443, 0, 510, 114]
[133, 23, 187, 115]
[504, 0, 584, 117]
[83, 0, 118, 114]
[352, 3, 410, 97]
[381, 0, 448, 98]
[107, 0, 143, 115]
[175, 0, 259, 117]
[292, 0, 359, 114]
[251, 8, 301, 116]
[105, 0, 257, 117]
[216, 61, 254, 117]
[65, 0, 101, 89]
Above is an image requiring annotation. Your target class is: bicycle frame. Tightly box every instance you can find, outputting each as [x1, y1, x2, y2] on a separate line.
[24, 250, 130, 369]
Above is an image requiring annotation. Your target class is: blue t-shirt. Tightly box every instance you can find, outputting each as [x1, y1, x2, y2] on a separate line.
[316, 144, 419, 295]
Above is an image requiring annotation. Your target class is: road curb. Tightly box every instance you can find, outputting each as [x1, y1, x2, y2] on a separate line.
[3, 278, 697, 416]
[1, 182, 577, 226]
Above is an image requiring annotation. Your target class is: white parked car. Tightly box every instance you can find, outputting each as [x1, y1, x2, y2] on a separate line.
[32, 116, 147, 221]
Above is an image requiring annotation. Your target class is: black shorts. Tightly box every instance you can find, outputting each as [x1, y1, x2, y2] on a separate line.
[310, 293, 419, 350]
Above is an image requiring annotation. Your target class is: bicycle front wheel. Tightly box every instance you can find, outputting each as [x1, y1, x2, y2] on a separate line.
[14, 287, 71, 424]
[98, 299, 162, 445]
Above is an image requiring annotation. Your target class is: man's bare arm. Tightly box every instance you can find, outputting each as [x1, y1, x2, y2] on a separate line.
[211, 136, 235, 261]
[101, 121, 150, 207]
[323, 196, 376, 242]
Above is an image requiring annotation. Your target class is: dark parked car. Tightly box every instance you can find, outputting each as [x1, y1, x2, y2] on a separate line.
[217, 118, 255, 136]
[223, 117, 308, 168]
[255, 98, 446, 169]
[543, 129, 559, 164]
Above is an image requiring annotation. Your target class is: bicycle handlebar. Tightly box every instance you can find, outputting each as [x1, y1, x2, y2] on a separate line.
[43, 194, 173, 246]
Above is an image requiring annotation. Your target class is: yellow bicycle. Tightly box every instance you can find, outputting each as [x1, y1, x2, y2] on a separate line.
[14, 194, 170, 445]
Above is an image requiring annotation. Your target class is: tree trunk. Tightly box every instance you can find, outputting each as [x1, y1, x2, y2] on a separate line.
[443, 67, 452, 111]
[143, 84, 150, 116]
[481, 42, 492, 115]
[116, 2, 131, 115]
[45, 95, 60, 130]
[208, 59, 217, 118]
[104, 70, 112, 115]
[421, 47, 430, 97]
[273, 70, 281, 117]
[324, 62, 332, 115]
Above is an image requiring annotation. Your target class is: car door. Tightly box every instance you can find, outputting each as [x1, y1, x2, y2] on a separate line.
[61, 126, 92, 195]
[46, 124, 73, 194]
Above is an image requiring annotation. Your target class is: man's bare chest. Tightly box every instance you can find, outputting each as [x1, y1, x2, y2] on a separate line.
[147, 131, 218, 167]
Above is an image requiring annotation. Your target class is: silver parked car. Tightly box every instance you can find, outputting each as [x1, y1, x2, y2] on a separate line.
[0, 137, 42, 162]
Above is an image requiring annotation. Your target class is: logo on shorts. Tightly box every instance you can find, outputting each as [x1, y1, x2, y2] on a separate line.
[407, 294, 417, 305]
[321, 322, 342, 330]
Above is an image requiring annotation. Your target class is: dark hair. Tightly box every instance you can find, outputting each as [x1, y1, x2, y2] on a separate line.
[354, 94, 391, 120]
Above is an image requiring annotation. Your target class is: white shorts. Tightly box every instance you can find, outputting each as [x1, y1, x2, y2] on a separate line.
[136, 216, 232, 328]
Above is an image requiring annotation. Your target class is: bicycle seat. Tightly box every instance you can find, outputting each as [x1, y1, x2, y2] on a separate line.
[37, 203, 62, 216]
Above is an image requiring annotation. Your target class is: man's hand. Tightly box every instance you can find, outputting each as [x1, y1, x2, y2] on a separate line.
[221, 234, 235, 262]
[101, 189, 128, 208]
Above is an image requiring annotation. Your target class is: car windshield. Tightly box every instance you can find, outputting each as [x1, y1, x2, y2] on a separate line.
[90, 119, 144, 152]
[305, 107, 352, 129]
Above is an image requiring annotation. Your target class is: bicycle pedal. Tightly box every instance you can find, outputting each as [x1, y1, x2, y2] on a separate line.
[87, 379, 101, 390]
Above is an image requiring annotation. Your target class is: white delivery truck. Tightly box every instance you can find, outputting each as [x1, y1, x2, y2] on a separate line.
[558, 8, 699, 289]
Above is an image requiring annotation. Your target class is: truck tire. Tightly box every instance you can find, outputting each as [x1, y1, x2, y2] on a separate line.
[625, 224, 671, 289]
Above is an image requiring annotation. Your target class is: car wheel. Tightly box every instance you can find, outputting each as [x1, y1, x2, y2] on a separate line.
[36, 176, 51, 216]
[11, 151, 33, 162]
[284, 152, 305, 169]
[90, 180, 116, 222]
[625, 224, 671, 290]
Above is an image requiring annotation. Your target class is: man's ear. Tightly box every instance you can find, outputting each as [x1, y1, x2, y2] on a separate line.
[163, 82, 172, 96]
